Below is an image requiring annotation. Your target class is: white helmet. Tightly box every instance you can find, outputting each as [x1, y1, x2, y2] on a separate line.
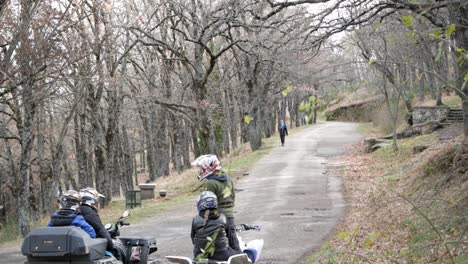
[80, 187, 105, 208]
[59, 190, 81, 211]
[191, 154, 221, 181]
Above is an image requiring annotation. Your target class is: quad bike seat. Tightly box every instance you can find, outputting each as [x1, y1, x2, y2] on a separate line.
[166, 254, 250, 264]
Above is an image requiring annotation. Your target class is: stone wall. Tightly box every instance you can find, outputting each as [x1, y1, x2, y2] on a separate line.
[413, 106, 449, 124]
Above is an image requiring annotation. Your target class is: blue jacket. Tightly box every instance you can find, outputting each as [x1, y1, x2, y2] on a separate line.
[278, 124, 288, 136]
[48, 209, 96, 238]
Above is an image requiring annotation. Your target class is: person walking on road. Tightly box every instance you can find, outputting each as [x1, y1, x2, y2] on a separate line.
[191, 154, 241, 252]
[278, 120, 288, 147]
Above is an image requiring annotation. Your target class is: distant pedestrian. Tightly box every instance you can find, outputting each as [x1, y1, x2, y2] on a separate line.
[278, 120, 288, 146]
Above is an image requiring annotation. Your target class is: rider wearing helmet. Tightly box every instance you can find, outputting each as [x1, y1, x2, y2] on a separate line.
[48, 190, 96, 238]
[191, 191, 239, 262]
[79, 187, 114, 251]
[191, 154, 241, 252]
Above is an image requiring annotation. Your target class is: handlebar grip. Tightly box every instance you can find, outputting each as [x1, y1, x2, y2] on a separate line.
[240, 224, 261, 231]
[246, 224, 256, 230]
[121, 222, 130, 226]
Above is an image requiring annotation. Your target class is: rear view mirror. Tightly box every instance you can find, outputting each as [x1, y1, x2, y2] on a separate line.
[122, 210, 130, 218]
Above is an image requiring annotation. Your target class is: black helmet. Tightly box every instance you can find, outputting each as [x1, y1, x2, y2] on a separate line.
[59, 190, 81, 211]
[196, 191, 218, 212]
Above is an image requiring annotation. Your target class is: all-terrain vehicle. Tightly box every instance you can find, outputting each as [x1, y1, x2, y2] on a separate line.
[165, 224, 263, 264]
[21, 210, 157, 264]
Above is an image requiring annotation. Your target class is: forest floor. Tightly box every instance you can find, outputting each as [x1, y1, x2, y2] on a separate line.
[307, 123, 467, 263]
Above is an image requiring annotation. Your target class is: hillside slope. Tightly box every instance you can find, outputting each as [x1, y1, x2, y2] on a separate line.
[309, 124, 467, 263]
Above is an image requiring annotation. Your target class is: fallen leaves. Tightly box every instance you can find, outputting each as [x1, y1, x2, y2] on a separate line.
[311, 124, 467, 263]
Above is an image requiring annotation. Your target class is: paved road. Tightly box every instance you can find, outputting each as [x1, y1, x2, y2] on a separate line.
[0, 122, 361, 264]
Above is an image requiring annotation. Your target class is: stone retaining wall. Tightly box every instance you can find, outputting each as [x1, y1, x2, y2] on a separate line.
[413, 106, 449, 124]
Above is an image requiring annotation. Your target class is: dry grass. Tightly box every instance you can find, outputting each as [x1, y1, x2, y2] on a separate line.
[413, 94, 462, 108]
[357, 123, 386, 138]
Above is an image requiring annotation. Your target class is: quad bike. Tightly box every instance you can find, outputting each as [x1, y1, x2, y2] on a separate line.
[165, 224, 263, 264]
[21, 210, 157, 264]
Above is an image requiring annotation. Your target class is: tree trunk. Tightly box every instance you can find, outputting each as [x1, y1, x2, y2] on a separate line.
[2, 140, 17, 224]
[263, 99, 273, 138]
[62, 149, 77, 191]
[222, 90, 231, 155]
[181, 121, 192, 169]
[273, 100, 279, 132]
[146, 115, 157, 181]
[109, 130, 121, 197]
[392, 113, 398, 152]
[105, 84, 123, 200]
[447, 3, 468, 147]
[280, 97, 287, 124]
[435, 47, 445, 106]
[227, 91, 238, 151]
[295, 95, 301, 127]
[399, 65, 413, 112]
[17, 82, 35, 237]
[132, 137, 139, 187]
[87, 136, 96, 187]
[122, 126, 134, 191]
[89, 91, 107, 201]
[36, 104, 51, 215]
[160, 112, 170, 176]
[426, 62, 437, 100]
[248, 106, 262, 151]
[417, 66, 425, 102]
[313, 100, 318, 124]
[197, 109, 210, 155]
[208, 109, 219, 156]
[191, 124, 200, 158]
[287, 96, 294, 129]
[171, 118, 183, 174]
[140, 135, 146, 172]
[16, 0, 38, 235]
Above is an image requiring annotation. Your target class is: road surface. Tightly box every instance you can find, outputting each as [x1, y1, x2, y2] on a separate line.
[0, 122, 361, 264]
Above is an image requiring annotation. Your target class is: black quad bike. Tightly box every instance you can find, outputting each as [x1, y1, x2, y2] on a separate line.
[21, 210, 157, 264]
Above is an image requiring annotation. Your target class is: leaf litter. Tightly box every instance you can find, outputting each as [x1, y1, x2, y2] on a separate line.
[310, 124, 467, 263]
